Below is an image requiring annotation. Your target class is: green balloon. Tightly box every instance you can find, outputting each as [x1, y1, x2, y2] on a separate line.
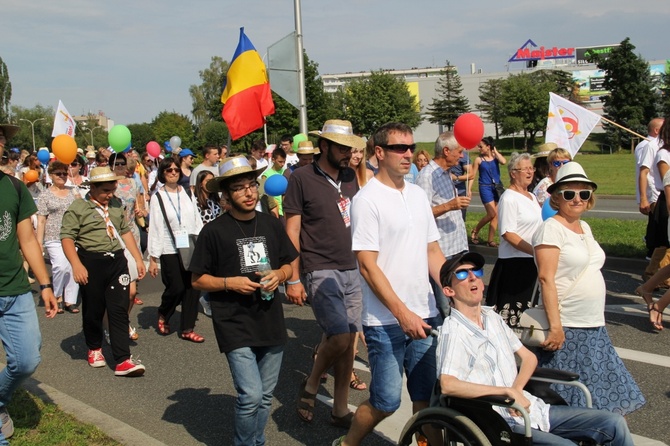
[108, 125, 132, 153]
[292, 133, 308, 152]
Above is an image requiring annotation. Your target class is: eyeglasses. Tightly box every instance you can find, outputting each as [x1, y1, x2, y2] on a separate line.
[552, 159, 570, 168]
[513, 167, 536, 173]
[164, 167, 180, 174]
[328, 142, 353, 154]
[380, 144, 417, 154]
[114, 162, 127, 167]
[452, 267, 485, 281]
[230, 182, 259, 195]
[51, 172, 68, 177]
[70, 162, 80, 167]
[559, 189, 592, 201]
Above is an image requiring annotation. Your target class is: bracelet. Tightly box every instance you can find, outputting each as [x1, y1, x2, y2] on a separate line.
[223, 277, 228, 292]
[39, 283, 53, 291]
[286, 279, 301, 285]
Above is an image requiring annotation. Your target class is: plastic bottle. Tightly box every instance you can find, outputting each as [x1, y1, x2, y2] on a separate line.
[258, 257, 274, 301]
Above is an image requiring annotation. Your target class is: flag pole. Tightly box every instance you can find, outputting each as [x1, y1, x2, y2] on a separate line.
[294, 0, 308, 134]
[599, 116, 647, 140]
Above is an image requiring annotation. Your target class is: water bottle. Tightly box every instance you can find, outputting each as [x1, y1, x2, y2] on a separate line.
[258, 257, 274, 301]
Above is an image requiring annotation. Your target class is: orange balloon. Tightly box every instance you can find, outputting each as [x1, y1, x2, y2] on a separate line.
[52, 134, 77, 164]
[24, 169, 39, 183]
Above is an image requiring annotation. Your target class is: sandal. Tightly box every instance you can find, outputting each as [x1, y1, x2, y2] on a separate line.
[649, 304, 664, 331]
[330, 411, 354, 429]
[133, 297, 144, 305]
[157, 315, 170, 336]
[470, 230, 480, 245]
[57, 299, 64, 314]
[487, 241, 498, 248]
[297, 378, 316, 423]
[349, 371, 367, 391]
[64, 304, 80, 314]
[181, 331, 205, 343]
[129, 325, 139, 341]
[312, 344, 328, 383]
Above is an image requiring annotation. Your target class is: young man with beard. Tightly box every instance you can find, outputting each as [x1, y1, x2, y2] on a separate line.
[190, 156, 297, 446]
[283, 120, 366, 428]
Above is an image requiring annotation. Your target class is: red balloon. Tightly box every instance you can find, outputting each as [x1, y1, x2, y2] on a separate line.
[146, 141, 161, 159]
[453, 113, 485, 150]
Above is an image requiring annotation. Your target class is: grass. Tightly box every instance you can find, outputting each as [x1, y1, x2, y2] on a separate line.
[6, 388, 120, 446]
[465, 212, 646, 259]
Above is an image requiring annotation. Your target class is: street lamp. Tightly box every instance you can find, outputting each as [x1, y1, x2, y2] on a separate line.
[19, 117, 46, 152]
[81, 124, 102, 148]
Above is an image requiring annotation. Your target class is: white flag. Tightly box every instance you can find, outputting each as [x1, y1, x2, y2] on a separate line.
[51, 100, 76, 137]
[545, 92, 600, 157]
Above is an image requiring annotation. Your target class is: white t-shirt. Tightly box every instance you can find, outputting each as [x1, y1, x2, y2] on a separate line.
[635, 137, 659, 203]
[532, 218, 606, 327]
[498, 189, 542, 259]
[190, 163, 219, 187]
[652, 143, 669, 192]
[285, 152, 298, 167]
[351, 177, 441, 326]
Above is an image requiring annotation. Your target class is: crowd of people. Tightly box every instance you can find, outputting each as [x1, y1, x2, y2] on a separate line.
[0, 116, 652, 445]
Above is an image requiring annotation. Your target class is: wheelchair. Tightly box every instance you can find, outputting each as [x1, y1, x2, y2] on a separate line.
[398, 368, 594, 446]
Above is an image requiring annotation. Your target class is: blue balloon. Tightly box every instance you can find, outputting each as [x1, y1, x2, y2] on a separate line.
[264, 174, 288, 196]
[37, 149, 51, 165]
[164, 141, 171, 152]
[541, 199, 557, 221]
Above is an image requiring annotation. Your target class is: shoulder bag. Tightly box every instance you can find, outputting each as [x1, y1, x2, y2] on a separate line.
[155, 188, 198, 271]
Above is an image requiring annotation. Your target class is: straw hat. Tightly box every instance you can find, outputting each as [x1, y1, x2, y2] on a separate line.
[83, 166, 125, 185]
[547, 162, 597, 193]
[309, 119, 365, 150]
[207, 156, 266, 193]
[296, 140, 316, 155]
[0, 124, 20, 141]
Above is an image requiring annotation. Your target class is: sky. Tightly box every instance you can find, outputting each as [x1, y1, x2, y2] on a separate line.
[3, 0, 669, 126]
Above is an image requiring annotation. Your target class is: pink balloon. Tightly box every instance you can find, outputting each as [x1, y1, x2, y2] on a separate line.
[146, 141, 161, 158]
[453, 113, 485, 150]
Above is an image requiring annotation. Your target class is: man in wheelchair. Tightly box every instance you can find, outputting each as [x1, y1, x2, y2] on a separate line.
[433, 252, 632, 446]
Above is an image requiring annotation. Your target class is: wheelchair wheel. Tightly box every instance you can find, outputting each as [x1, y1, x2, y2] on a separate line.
[398, 407, 492, 446]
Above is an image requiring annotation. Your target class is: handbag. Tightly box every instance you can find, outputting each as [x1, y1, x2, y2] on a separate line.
[494, 182, 505, 197]
[155, 190, 198, 271]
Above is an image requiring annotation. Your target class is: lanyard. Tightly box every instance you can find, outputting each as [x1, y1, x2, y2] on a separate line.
[313, 163, 343, 197]
[163, 187, 182, 225]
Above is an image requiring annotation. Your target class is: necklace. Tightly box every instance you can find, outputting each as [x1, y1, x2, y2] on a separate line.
[232, 214, 257, 238]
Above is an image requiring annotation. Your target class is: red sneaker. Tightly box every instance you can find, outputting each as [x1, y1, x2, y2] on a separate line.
[88, 349, 106, 368]
[114, 356, 145, 377]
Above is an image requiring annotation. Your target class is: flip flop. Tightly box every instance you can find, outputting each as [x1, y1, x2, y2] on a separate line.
[297, 378, 316, 423]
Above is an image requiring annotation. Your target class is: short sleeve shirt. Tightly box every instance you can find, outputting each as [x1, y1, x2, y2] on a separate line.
[36, 187, 78, 243]
[60, 194, 129, 252]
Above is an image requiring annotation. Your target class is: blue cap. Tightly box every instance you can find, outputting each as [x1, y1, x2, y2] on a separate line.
[179, 149, 195, 157]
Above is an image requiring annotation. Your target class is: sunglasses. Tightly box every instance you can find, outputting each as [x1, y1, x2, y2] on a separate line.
[70, 162, 80, 167]
[552, 159, 570, 168]
[51, 172, 68, 177]
[114, 162, 127, 167]
[164, 167, 180, 174]
[452, 267, 484, 281]
[559, 189, 592, 201]
[380, 144, 417, 154]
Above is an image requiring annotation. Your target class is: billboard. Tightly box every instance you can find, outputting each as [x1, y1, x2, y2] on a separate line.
[575, 45, 619, 65]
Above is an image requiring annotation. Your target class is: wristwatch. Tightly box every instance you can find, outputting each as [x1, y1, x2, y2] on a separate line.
[39, 283, 53, 291]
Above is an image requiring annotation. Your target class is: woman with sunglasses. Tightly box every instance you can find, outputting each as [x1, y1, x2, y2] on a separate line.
[532, 147, 572, 206]
[486, 153, 542, 328]
[36, 161, 80, 314]
[532, 162, 645, 416]
[67, 156, 88, 191]
[469, 136, 506, 247]
[148, 157, 204, 342]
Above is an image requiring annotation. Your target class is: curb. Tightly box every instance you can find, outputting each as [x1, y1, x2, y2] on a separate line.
[17, 372, 167, 446]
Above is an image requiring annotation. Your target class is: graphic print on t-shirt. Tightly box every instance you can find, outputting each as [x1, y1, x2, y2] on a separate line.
[237, 236, 269, 273]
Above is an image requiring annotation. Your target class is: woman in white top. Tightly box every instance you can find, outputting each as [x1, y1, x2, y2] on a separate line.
[533, 162, 645, 415]
[532, 147, 572, 206]
[148, 157, 204, 342]
[486, 153, 542, 328]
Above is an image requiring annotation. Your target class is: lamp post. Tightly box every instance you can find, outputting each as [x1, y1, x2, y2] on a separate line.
[82, 125, 102, 148]
[19, 117, 46, 152]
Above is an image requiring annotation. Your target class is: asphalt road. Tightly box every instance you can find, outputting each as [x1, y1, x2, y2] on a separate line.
[17, 248, 669, 446]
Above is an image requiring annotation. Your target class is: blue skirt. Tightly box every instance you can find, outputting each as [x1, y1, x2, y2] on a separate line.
[535, 326, 645, 416]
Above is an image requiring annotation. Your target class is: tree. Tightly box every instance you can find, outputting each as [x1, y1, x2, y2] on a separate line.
[0, 57, 10, 123]
[127, 123, 154, 153]
[151, 111, 195, 149]
[189, 56, 229, 127]
[9, 104, 54, 151]
[426, 62, 469, 131]
[478, 78, 505, 140]
[592, 38, 657, 149]
[335, 70, 422, 135]
[197, 121, 229, 149]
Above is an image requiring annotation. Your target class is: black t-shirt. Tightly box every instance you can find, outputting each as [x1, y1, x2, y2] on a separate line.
[283, 162, 359, 273]
[189, 212, 298, 353]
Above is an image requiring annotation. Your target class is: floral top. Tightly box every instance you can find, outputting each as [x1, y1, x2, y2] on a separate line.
[198, 198, 222, 224]
[532, 177, 553, 206]
[36, 187, 78, 242]
[115, 179, 141, 247]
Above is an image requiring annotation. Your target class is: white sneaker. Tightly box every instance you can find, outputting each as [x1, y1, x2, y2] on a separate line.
[200, 295, 212, 317]
[0, 406, 14, 439]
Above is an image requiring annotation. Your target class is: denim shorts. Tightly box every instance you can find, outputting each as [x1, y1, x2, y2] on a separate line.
[305, 269, 362, 336]
[364, 316, 441, 413]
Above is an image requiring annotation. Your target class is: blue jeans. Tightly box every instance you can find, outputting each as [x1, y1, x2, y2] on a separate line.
[225, 345, 284, 446]
[511, 405, 633, 445]
[0, 292, 42, 407]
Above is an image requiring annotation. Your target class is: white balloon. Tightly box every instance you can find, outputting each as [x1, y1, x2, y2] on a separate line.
[169, 136, 181, 150]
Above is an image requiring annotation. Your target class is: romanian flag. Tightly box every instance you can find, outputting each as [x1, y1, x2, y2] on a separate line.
[221, 28, 275, 140]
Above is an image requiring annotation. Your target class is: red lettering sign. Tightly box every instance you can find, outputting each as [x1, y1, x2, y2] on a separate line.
[510, 40, 575, 63]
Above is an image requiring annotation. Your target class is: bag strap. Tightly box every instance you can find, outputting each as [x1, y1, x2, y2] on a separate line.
[0, 171, 24, 199]
[155, 191, 178, 250]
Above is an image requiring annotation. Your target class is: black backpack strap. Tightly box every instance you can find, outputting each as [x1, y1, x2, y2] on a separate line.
[0, 171, 23, 199]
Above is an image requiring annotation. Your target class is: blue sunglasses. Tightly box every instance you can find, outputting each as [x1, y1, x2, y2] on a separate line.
[551, 159, 570, 168]
[452, 268, 484, 281]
